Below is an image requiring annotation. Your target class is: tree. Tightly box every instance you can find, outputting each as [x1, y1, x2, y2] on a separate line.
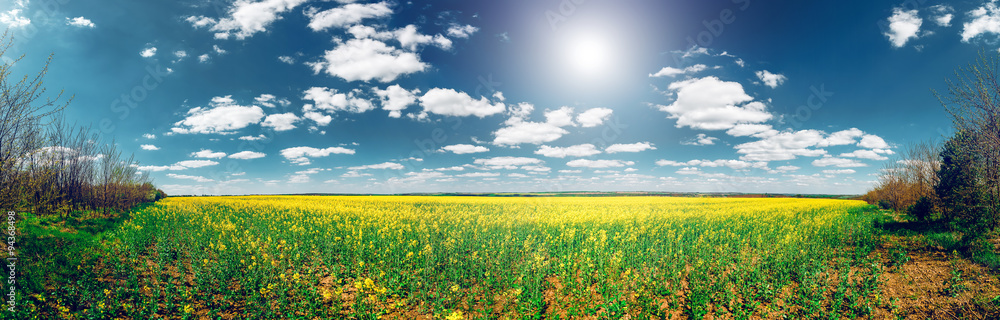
[936, 131, 993, 236]
[936, 50, 1000, 216]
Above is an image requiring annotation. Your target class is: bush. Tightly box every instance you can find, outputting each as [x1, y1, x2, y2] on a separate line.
[906, 196, 935, 222]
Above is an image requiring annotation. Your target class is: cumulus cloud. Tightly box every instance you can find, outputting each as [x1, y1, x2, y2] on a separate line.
[0, 9, 29, 28]
[605, 142, 656, 153]
[307, 39, 427, 82]
[140, 144, 159, 151]
[166, 173, 215, 183]
[305, 1, 392, 31]
[374, 85, 419, 118]
[734, 129, 829, 161]
[191, 149, 227, 159]
[348, 162, 404, 170]
[726, 124, 775, 137]
[186, 0, 308, 40]
[655, 76, 772, 130]
[440, 144, 490, 154]
[228, 151, 266, 159]
[456, 172, 500, 178]
[544, 107, 575, 127]
[655, 159, 756, 170]
[962, 2, 1000, 42]
[303, 87, 374, 113]
[649, 64, 708, 78]
[473, 157, 543, 169]
[840, 149, 889, 160]
[280, 146, 355, 165]
[140, 46, 157, 58]
[812, 156, 867, 168]
[822, 169, 857, 175]
[447, 24, 479, 38]
[138, 160, 220, 172]
[576, 108, 613, 128]
[930, 5, 954, 27]
[171, 96, 265, 134]
[261, 112, 300, 131]
[394, 24, 452, 51]
[755, 70, 786, 88]
[858, 134, 889, 149]
[66, 17, 95, 28]
[535, 144, 601, 158]
[884, 8, 922, 47]
[493, 121, 569, 146]
[681, 134, 718, 146]
[419, 88, 505, 118]
[566, 159, 634, 168]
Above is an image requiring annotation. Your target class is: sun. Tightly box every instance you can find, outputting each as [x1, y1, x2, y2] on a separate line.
[565, 34, 614, 78]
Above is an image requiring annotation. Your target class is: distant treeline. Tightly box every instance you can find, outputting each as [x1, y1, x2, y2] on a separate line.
[0, 32, 164, 217]
[864, 51, 999, 248]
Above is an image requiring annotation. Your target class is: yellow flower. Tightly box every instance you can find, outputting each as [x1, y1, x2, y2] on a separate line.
[450, 284, 460, 292]
[446, 310, 464, 320]
[293, 272, 300, 281]
[183, 304, 194, 314]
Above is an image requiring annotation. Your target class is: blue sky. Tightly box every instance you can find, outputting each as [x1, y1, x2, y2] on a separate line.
[1, 0, 991, 195]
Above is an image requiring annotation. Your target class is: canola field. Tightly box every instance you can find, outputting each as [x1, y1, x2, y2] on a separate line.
[84, 196, 883, 319]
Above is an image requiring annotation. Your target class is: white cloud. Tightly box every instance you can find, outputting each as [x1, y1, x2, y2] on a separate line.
[173, 50, 188, 61]
[930, 5, 954, 27]
[280, 146, 355, 165]
[175, 160, 219, 168]
[605, 142, 656, 153]
[726, 124, 775, 137]
[963, 2, 1000, 42]
[172, 96, 265, 134]
[419, 88, 505, 118]
[457, 172, 500, 178]
[535, 144, 600, 158]
[858, 134, 889, 149]
[493, 121, 569, 146]
[374, 85, 419, 118]
[140, 46, 157, 58]
[545, 107, 575, 127]
[307, 39, 426, 82]
[140, 144, 159, 151]
[0, 9, 29, 28]
[884, 8, 922, 47]
[254, 94, 289, 108]
[576, 107, 613, 128]
[681, 134, 718, 146]
[566, 159, 634, 168]
[656, 76, 772, 130]
[820, 128, 864, 147]
[655, 159, 755, 170]
[198, 54, 211, 63]
[394, 24, 452, 51]
[278, 55, 295, 64]
[239, 134, 267, 141]
[649, 64, 707, 78]
[755, 70, 786, 88]
[775, 165, 800, 172]
[228, 151, 266, 159]
[840, 149, 888, 161]
[812, 156, 867, 168]
[303, 87, 374, 113]
[66, 17, 95, 28]
[261, 113, 300, 131]
[447, 24, 479, 38]
[305, 1, 392, 31]
[734, 129, 829, 161]
[166, 173, 214, 183]
[213, 45, 227, 55]
[349, 162, 404, 170]
[142, 133, 156, 139]
[191, 149, 227, 159]
[303, 111, 333, 126]
[822, 169, 857, 175]
[189, 0, 308, 40]
[440, 144, 490, 154]
[473, 157, 543, 169]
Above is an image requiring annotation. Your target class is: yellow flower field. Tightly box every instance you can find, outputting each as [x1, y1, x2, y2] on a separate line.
[91, 196, 883, 318]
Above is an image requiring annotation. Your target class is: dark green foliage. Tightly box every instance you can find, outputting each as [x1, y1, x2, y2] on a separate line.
[906, 196, 935, 222]
[936, 131, 994, 241]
